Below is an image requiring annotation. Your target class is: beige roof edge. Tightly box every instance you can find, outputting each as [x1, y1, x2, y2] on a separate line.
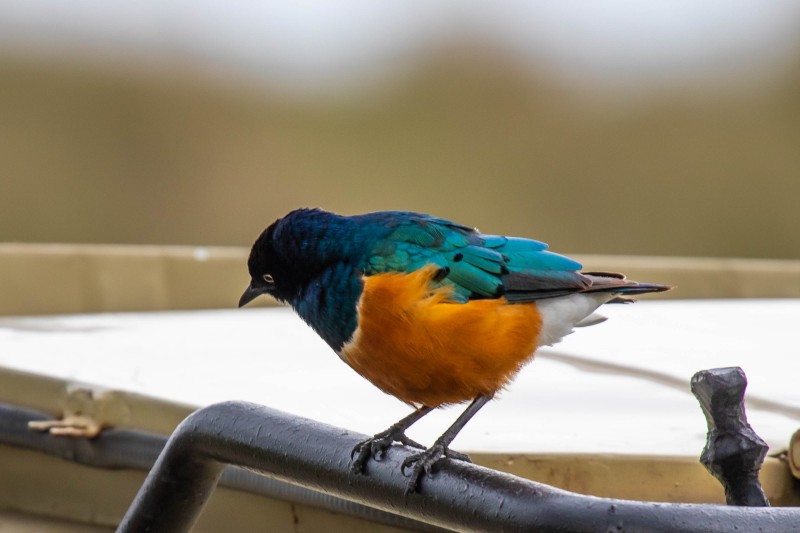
[2, 243, 800, 316]
[0, 242, 266, 316]
[0, 242, 246, 257]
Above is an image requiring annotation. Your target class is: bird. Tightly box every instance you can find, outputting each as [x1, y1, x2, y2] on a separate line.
[239, 208, 670, 493]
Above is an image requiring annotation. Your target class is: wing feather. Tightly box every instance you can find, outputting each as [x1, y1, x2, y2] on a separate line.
[361, 212, 670, 302]
[363, 213, 593, 302]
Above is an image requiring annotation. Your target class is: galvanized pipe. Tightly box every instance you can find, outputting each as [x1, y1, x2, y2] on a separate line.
[118, 400, 800, 533]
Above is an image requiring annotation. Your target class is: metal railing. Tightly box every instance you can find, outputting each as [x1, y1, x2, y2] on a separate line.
[116, 397, 798, 532]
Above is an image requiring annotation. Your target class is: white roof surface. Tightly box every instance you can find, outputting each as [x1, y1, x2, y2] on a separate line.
[1, 300, 797, 456]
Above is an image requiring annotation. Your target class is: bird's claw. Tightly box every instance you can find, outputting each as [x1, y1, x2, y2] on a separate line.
[351, 428, 426, 474]
[442, 449, 471, 463]
[401, 443, 472, 494]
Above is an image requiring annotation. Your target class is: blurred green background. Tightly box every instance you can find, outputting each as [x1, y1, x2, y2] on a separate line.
[1, 2, 799, 259]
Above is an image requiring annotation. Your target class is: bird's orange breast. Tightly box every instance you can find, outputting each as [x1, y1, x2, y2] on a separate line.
[339, 266, 542, 407]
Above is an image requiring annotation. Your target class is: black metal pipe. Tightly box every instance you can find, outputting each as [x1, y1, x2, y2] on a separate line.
[118, 400, 800, 533]
[0, 403, 447, 532]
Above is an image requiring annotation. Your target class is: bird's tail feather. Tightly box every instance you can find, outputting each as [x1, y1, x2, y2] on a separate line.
[581, 271, 672, 298]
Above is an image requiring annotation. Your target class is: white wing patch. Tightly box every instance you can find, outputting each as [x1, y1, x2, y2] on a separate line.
[536, 293, 616, 347]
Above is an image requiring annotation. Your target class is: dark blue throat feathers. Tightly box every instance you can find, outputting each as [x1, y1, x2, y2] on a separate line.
[242, 208, 667, 352]
[246, 209, 378, 350]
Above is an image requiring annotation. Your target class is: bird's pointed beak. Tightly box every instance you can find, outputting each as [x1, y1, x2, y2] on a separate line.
[238, 283, 263, 308]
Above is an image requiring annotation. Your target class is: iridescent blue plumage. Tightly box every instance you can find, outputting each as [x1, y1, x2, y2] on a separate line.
[359, 210, 587, 302]
[248, 208, 604, 352]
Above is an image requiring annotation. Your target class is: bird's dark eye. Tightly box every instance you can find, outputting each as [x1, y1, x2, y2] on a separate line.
[262, 273, 275, 285]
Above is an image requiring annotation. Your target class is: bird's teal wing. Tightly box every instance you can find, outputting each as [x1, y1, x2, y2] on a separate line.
[362, 213, 589, 303]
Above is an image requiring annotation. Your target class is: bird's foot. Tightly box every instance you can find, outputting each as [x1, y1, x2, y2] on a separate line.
[351, 426, 426, 474]
[401, 441, 472, 494]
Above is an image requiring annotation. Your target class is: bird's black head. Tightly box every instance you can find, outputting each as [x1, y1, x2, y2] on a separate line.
[239, 219, 296, 307]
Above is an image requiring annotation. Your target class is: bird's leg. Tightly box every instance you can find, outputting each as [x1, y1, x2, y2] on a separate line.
[402, 394, 492, 494]
[351, 406, 433, 474]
